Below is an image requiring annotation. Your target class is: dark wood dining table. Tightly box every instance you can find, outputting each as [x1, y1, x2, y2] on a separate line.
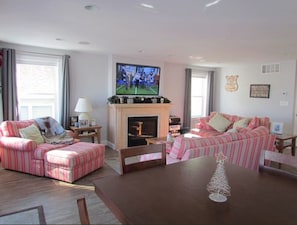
[93, 156, 297, 225]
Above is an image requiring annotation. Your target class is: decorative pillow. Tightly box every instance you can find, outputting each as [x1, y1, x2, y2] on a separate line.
[248, 117, 260, 129]
[207, 113, 232, 132]
[19, 124, 44, 145]
[233, 118, 251, 129]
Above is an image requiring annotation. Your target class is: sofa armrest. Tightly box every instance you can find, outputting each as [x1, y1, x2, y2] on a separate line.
[0, 137, 37, 151]
[65, 130, 74, 138]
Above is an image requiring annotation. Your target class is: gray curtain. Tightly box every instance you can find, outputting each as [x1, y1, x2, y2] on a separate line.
[207, 71, 215, 115]
[1, 48, 19, 121]
[60, 55, 70, 129]
[183, 68, 192, 130]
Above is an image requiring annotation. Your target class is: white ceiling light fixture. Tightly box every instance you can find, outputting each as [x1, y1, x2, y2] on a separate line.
[205, 0, 221, 8]
[140, 3, 154, 9]
[84, 5, 99, 11]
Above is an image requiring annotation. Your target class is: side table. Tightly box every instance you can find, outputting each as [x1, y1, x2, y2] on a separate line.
[70, 126, 102, 143]
[275, 133, 297, 156]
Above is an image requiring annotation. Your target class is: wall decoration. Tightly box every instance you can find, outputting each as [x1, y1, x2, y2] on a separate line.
[271, 122, 284, 134]
[225, 75, 238, 92]
[250, 84, 270, 98]
[70, 116, 78, 127]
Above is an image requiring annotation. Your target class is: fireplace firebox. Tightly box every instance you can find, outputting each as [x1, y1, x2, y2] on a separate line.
[128, 116, 158, 147]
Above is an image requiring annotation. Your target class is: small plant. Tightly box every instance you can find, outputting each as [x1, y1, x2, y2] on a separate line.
[107, 95, 119, 104]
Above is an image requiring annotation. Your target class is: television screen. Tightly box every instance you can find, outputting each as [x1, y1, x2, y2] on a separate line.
[116, 62, 160, 96]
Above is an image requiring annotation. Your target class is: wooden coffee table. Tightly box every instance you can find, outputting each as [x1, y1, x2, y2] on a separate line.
[145, 137, 173, 145]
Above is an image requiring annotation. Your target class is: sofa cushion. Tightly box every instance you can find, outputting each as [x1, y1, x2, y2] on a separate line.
[248, 117, 260, 129]
[19, 124, 44, 145]
[169, 134, 232, 159]
[233, 118, 251, 129]
[230, 126, 270, 141]
[207, 113, 232, 132]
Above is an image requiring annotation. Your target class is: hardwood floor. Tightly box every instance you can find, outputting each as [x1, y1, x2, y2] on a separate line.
[0, 147, 121, 224]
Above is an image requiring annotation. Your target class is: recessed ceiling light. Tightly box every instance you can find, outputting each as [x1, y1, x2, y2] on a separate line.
[140, 3, 154, 9]
[84, 5, 99, 11]
[189, 56, 203, 60]
[205, 0, 221, 8]
[78, 41, 91, 45]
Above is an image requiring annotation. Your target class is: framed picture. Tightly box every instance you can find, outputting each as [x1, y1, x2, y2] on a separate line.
[250, 84, 270, 98]
[79, 119, 89, 128]
[70, 116, 78, 127]
[271, 122, 284, 134]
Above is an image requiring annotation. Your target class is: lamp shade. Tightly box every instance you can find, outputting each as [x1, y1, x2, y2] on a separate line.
[74, 98, 93, 123]
[74, 98, 93, 113]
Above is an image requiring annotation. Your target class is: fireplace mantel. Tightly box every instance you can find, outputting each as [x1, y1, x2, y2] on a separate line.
[107, 103, 171, 150]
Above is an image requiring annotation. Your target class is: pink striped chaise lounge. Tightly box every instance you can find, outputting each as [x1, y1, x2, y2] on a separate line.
[0, 119, 105, 183]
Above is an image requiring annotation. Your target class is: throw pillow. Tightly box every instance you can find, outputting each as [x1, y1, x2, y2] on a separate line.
[207, 113, 232, 132]
[248, 117, 260, 129]
[19, 124, 44, 145]
[233, 118, 251, 129]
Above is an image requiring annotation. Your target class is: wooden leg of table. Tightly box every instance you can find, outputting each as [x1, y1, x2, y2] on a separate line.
[292, 138, 296, 156]
[96, 129, 101, 144]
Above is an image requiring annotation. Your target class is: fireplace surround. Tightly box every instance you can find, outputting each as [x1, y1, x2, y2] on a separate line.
[107, 103, 171, 150]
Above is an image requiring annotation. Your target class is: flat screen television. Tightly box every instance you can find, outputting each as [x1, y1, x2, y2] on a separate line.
[116, 62, 160, 96]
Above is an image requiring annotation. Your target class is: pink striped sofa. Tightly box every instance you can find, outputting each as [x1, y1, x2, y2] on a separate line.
[168, 126, 276, 170]
[142, 126, 276, 171]
[191, 112, 270, 137]
[0, 120, 105, 183]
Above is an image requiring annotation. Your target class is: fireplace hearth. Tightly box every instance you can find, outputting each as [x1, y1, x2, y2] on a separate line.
[128, 116, 158, 147]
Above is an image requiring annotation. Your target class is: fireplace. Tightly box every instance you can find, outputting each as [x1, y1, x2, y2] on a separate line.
[107, 103, 171, 150]
[128, 116, 158, 147]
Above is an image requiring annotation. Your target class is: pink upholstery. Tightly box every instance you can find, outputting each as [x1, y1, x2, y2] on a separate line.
[181, 133, 276, 171]
[44, 142, 105, 183]
[0, 120, 35, 137]
[0, 120, 105, 182]
[142, 126, 276, 171]
[169, 133, 233, 159]
[192, 112, 270, 137]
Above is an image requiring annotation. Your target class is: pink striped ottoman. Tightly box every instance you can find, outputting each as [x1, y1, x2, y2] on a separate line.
[44, 142, 105, 183]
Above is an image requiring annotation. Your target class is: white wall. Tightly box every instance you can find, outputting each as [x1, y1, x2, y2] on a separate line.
[3, 41, 297, 139]
[69, 52, 109, 142]
[215, 60, 297, 133]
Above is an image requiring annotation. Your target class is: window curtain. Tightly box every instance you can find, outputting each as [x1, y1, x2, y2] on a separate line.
[206, 71, 215, 115]
[1, 48, 19, 121]
[60, 55, 70, 129]
[183, 68, 192, 130]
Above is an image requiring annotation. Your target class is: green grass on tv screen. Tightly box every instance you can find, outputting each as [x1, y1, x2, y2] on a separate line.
[116, 84, 159, 95]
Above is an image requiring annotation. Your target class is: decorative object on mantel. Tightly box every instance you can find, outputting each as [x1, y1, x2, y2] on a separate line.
[207, 151, 231, 203]
[107, 95, 120, 104]
[107, 95, 171, 104]
[250, 84, 270, 98]
[225, 75, 238, 92]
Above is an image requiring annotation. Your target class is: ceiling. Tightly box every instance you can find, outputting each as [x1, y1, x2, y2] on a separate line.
[1, 0, 297, 67]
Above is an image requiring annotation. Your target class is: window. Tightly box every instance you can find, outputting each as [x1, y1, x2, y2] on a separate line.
[16, 53, 62, 120]
[191, 71, 208, 118]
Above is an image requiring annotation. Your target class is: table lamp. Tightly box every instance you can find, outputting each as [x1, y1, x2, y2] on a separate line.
[74, 97, 93, 124]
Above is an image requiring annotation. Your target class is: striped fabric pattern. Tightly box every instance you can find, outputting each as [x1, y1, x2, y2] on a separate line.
[169, 133, 233, 159]
[1, 147, 45, 176]
[192, 113, 270, 137]
[0, 136, 37, 151]
[44, 142, 105, 183]
[181, 134, 276, 171]
[0, 120, 35, 137]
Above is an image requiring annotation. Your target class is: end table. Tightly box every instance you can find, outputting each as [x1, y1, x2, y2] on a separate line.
[70, 125, 102, 143]
[275, 133, 297, 156]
